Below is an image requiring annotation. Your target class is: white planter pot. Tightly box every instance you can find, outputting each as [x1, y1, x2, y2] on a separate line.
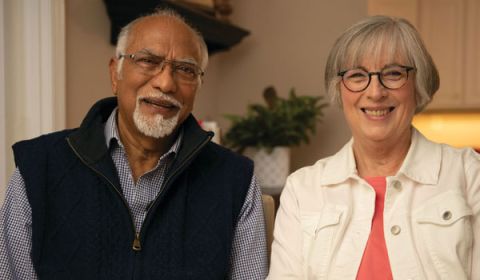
[244, 147, 290, 189]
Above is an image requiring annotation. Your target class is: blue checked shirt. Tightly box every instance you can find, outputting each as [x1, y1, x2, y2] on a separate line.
[0, 109, 268, 279]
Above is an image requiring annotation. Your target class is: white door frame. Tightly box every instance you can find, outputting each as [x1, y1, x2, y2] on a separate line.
[1, 0, 65, 195]
[0, 0, 6, 190]
[23, 0, 66, 136]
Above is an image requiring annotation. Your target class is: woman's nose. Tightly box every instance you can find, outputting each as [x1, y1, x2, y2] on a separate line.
[365, 74, 387, 100]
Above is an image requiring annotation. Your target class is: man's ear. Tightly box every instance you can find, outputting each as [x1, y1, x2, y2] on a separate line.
[109, 57, 119, 95]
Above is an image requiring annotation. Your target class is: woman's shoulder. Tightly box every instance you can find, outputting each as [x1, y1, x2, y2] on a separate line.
[438, 142, 480, 167]
[413, 129, 480, 170]
[290, 155, 333, 178]
[285, 155, 339, 195]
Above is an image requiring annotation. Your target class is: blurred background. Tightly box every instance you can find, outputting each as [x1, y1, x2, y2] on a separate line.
[1, 0, 479, 203]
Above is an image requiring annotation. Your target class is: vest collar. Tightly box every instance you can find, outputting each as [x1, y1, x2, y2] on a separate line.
[66, 97, 213, 188]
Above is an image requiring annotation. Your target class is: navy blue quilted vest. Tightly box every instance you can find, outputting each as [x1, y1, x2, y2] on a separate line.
[13, 97, 253, 280]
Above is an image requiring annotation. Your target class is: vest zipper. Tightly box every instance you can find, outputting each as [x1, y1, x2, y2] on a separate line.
[132, 233, 141, 251]
[137, 134, 213, 243]
[67, 132, 212, 254]
[66, 138, 139, 252]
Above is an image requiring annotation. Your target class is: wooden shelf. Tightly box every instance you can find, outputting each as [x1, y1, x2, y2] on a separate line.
[103, 0, 250, 54]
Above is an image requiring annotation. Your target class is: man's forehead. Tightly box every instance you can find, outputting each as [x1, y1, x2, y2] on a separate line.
[127, 16, 201, 61]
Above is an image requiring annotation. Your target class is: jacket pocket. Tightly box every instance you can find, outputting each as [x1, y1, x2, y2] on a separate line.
[413, 191, 473, 279]
[300, 204, 345, 279]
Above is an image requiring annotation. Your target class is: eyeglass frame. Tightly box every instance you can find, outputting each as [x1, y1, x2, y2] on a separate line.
[337, 64, 415, 92]
[118, 50, 204, 82]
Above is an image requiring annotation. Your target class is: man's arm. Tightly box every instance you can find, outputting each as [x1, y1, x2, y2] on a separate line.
[228, 175, 268, 280]
[0, 168, 38, 280]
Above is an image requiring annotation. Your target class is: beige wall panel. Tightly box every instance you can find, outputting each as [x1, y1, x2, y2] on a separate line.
[368, 0, 418, 25]
[66, 0, 114, 128]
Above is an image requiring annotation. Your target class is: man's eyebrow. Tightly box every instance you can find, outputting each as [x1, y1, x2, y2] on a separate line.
[138, 49, 198, 65]
[175, 57, 199, 65]
[136, 49, 164, 58]
[136, 49, 199, 66]
[137, 48, 155, 55]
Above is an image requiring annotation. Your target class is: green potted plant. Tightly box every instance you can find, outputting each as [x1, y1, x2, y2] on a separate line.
[223, 86, 328, 189]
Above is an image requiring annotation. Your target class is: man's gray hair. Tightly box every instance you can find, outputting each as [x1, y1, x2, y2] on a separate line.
[324, 15, 439, 113]
[115, 9, 209, 79]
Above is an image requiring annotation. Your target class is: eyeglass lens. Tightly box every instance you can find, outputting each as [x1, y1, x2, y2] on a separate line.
[126, 52, 202, 83]
[341, 65, 411, 92]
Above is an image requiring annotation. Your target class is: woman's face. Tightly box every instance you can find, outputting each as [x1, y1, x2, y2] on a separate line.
[340, 56, 417, 144]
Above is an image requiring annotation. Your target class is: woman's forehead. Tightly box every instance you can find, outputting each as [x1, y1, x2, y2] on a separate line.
[343, 43, 410, 69]
[344, 28, 408, 65]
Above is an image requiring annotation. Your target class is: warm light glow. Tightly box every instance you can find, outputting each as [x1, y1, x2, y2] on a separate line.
[413, 113, 480, 149]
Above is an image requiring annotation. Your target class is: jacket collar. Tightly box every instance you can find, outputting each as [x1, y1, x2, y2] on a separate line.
[397, 128, 441, 184]
[67, 97, 117, 164]
[322, 138, 358, 185]
[322, 127, 441, 185]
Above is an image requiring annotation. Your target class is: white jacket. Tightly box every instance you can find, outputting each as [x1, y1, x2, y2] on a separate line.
[268, 128, 480, 280]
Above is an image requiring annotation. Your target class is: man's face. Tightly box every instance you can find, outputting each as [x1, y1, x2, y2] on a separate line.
[110, 16, 203, 139]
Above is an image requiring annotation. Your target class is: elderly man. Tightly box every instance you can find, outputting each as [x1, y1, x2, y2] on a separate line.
[0, 9, 267, 280]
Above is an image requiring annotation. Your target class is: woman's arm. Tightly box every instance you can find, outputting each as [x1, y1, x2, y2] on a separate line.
[267, 177, 304, 279]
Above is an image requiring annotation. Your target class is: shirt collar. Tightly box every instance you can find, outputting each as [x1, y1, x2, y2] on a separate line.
[322, 127, 441, 185]
[104, 107, 183, 157]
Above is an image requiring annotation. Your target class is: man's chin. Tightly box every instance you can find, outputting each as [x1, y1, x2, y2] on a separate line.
[133, 111, 179, 139]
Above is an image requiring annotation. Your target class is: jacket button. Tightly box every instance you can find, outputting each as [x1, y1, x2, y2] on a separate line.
[442, 211, 452, 220]
[391, 225, 401, 235]
[392, 181, 402, 191]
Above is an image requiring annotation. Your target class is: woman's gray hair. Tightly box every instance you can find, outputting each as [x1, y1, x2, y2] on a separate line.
[324, 15, 439, 113]
[115, 8, 209, 80]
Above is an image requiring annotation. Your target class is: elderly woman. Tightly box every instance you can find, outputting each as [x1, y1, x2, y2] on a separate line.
[267, 15, 480, 279]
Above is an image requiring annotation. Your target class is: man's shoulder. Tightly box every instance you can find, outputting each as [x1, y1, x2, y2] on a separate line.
[13, 128, 77, 151]
[190, 142, 254, 184]
[201, 141, 253, 166]
[12, 128, 78, 165]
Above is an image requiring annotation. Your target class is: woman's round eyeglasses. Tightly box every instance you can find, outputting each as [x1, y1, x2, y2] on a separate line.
[338, 65, 415, 92]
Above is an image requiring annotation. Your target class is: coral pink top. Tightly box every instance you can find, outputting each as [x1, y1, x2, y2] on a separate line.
[356, 177, 393, 280]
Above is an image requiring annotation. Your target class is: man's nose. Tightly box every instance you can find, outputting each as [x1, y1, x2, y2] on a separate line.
[149, 63, 177, 93]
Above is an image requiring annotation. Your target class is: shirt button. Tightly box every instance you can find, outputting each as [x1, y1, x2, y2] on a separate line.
[442, 211, 452, 220]
[391, 225, 401, 235]
[392, 181, 402, 191]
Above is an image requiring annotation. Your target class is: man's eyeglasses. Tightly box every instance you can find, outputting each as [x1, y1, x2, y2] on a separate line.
[338, 65, 415, 92]
[119, 51, 204, 83]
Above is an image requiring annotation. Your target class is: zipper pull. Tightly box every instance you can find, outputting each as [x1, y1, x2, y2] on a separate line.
[132, 232, 142, 251]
